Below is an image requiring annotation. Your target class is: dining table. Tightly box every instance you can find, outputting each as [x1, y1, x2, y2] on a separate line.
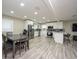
[7, 34, 29, 59]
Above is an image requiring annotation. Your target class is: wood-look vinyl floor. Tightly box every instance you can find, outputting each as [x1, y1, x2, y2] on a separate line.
[2, 37, 77, 59]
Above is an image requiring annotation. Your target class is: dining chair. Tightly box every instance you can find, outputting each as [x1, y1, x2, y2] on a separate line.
[13, 34, 27, 56]
[3, 33, 21, 59]
[19, 35, 27, 55]
[2, 34, 13, 59]
[64, 33, 71, 44]
[6, 32, 13, 36]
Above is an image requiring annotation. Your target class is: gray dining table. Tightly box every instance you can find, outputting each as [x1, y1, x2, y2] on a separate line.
[7, 34, 29, 59]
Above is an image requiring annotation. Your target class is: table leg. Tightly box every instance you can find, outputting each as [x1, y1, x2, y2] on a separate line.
[19, 41, 21, 56]
[25, 41, 27, 51]
[4, 42, 7, 59]
[27, 40, 29, 49]
[13, 41, 15, 59]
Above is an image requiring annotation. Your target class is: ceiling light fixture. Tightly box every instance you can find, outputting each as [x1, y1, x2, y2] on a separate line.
[20, 3, 24, 6]
[24, 16, 27, 18]
[34, 12, 38, 15]
[42, 17, 45, 19]
[10, 11, 14, 13]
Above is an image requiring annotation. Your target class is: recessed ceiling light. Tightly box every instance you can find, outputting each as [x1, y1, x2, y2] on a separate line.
[24, 16, 27, 18]
[34, 12, 38, 15]
[42, 17, 45, 19]
[10, 11, 14, 13]
[20, 3, 24, 6]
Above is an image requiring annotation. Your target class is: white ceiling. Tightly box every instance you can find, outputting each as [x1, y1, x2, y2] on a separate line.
[2, 0, 77, 23]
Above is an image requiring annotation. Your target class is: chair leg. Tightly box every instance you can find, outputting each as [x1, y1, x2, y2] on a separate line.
[3, 47, 7, 59]
[27, 40, 29, 50]
[5, 54, 7, 59]
[19, 48, 21, 56]
[25, 42, 27, 51]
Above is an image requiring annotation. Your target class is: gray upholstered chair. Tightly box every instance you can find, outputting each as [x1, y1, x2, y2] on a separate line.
[2, 34, 13, 59]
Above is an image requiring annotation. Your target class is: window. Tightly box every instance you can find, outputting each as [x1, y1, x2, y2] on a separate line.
[2, 19, 13, 32]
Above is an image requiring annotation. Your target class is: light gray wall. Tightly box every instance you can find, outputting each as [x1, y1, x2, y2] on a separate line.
[63, 20, 77, 36]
